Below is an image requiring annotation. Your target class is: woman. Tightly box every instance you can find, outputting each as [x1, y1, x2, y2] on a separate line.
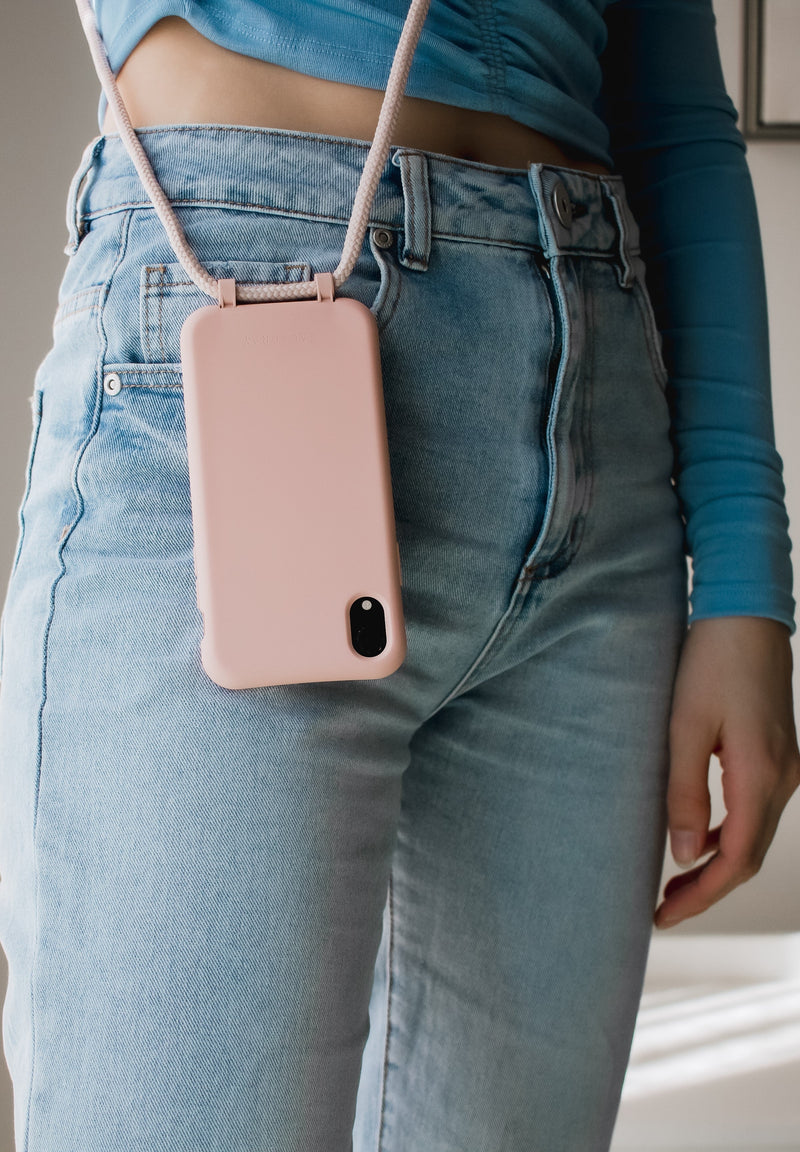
[0, 2, 797, 1150]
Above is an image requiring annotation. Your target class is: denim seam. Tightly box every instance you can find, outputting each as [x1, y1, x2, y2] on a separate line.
[53, 286, 105, 326]
[407, 159, 417, 269]
[85, 199, 398, 225]
[420, 161, 431, 268]
[147, 265, 311, 287]
[148, 266, 156, 363]
[55, 283, 104, 306]
[53, 302, 102, 326]
[417, 250, 561, 719]
[418, 591, 527, 721]
[158, 265, 167, 364]
[5, 391, 44, 593]
[410, 168, 420, 269]
[415, 256, 598, 713]
[629, 274, 669, 394]
[64, 137, 105, 255]
[368, 232, 403, 336]
[521, 262, 596, 581]
[572, 281, 596, 555]
[101, 363, 182, 374]
[55, 283, 105, 304]
[378, 250, 402, 335]
[23, 207, 134, 1152]
[398, 154, 431, 271]
[516, 252, 567, 578]
[116, 380, 184, 390]
[377, 866, 394, 1152]
[82, 201, 622, 258]
[552, 266, 596, 572]
[143, 267, 154, 362]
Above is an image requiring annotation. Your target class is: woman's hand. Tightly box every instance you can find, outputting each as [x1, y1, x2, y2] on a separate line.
[654, 615, 800, 929]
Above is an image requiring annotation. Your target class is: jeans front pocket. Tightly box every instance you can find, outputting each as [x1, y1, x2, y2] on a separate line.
[139, 258, 314, 365]
[365, 226, 402, 334]
[138, 238, 402, 365]
[94, 365, 192, 549]
[69, 365, 198, 666]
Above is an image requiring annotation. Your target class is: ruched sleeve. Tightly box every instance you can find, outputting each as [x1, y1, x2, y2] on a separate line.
[596, 0, 795, 633]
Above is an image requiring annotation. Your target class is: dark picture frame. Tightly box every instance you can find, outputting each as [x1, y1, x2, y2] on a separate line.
[743, 0, 800, 138]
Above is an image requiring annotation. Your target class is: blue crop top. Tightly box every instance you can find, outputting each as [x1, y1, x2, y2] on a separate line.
[92, 0, 796, 633]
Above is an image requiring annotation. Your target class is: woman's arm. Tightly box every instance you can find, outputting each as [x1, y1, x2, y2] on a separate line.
[597, 0, 800, 925]
[598, 0, 794, 632]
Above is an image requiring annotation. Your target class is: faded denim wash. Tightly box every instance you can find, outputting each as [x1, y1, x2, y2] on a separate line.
[0, 126, 688, 1152]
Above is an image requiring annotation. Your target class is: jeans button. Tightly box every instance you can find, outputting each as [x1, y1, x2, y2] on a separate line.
[552, 180, 573, 228]
[373, 228, 394, 249]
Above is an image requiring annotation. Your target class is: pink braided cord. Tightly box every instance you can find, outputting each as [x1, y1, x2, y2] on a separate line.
[74, 0, 431, 305]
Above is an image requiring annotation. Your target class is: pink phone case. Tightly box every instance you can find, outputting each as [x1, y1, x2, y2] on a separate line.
[180, 278, 407, 690]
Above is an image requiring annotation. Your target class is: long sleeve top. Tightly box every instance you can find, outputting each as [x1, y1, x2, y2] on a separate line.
[91, 0, 796, 633]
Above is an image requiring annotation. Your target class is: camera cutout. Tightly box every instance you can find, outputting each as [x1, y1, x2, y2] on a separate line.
[349, 596, 387, 657]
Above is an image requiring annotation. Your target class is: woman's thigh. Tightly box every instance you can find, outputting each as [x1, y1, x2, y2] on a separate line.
[0, 130, 686, 1152]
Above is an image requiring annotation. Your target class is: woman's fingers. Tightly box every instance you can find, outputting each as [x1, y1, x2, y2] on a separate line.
[654, 616, 800, 929]
[655, 751, 786, 926]
[663, 684, 717, 870]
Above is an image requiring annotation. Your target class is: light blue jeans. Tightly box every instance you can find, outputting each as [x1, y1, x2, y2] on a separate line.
[0, 126, 688, 1152]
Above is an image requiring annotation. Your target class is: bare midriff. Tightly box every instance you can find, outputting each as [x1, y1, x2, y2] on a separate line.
[101, 16, 613, 176]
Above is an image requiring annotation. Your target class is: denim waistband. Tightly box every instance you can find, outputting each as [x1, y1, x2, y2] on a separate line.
[65, 125, 642, 287]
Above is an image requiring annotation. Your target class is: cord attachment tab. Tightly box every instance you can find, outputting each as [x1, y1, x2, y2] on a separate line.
[217, 278, 237, 308]
[314, 272, 336, 303]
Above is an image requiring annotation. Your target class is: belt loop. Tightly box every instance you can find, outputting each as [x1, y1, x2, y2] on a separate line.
[598, 176, 640, 289]
[391, 149, 431, 271]
[64, 135, 105, 256]
[527, 165, 563, 259]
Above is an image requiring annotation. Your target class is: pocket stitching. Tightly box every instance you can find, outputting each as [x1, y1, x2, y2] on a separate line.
[139, 259, 314, 366]
[368, 229, 402, 335]
[53, 284, 104, 327]
[101, 363, 183, 390]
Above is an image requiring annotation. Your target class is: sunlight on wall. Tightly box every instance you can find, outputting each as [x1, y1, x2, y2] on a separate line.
[611, 933, 800, 1149]
[623, 976, 800, 1098]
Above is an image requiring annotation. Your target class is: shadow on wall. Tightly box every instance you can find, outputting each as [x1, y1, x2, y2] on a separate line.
[611, 933, 800, 1150]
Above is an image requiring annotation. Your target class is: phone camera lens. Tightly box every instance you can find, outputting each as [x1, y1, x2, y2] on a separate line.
[349, 595, 387, 657]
